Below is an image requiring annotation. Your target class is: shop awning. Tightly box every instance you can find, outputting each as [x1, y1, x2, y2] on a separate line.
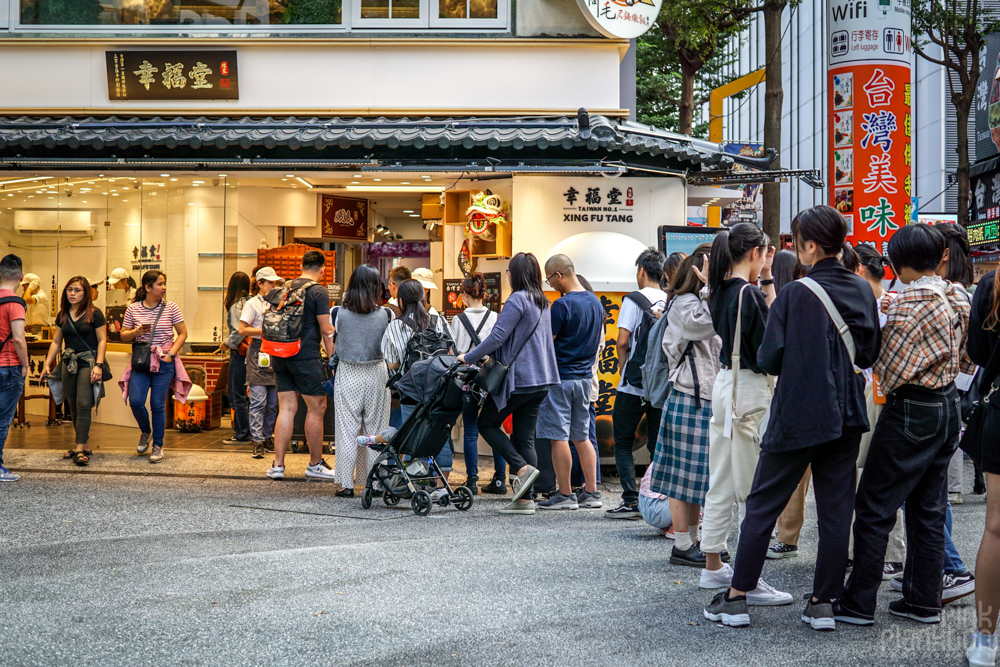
[0, 113, 760, 174]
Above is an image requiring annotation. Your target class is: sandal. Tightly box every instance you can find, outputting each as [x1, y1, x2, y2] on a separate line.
[63, 448, 76, 459]
[72, 450, 89, 466]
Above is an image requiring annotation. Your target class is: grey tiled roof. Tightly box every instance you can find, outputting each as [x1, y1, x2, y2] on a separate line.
[0, 114, 733, 170]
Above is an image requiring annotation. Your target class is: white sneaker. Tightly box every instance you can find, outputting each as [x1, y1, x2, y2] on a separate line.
[430, 488, 448, 502]
[700, 563, 734, 589]
[746, 579, 793, 606]
[266, 464, 285, 480]
[305, 459, 336, 480]
[968, 632, 999, 667]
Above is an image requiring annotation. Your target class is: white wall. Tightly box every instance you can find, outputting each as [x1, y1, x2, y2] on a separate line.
[0, 41, 624, 114]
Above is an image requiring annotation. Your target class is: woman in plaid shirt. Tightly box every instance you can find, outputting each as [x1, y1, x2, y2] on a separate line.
[839, 223, 975, 627]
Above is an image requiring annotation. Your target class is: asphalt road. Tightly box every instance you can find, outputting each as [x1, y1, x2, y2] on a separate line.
[0, 461, 988, 667]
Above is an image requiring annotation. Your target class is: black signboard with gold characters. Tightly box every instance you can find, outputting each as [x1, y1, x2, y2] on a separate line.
[106, 51, 239, 101]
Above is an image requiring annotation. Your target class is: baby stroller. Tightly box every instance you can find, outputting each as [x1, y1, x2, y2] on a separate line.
[361, 355, 484, 516]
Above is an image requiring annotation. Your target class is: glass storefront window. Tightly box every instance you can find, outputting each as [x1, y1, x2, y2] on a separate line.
[359, 0, 418, 20]
[438, 0, 496, 19]
[18, 0, 343, 26]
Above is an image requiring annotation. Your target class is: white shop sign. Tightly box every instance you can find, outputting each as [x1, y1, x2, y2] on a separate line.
[828, 0, 912, 66]
[576, 0, 663, 39]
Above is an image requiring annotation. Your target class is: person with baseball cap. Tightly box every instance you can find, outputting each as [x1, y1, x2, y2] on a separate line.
[107, 268, 135, 307]
[411, 267, 440, 316]
[239, 267, 286, 459]
[19, 273, 50, 327]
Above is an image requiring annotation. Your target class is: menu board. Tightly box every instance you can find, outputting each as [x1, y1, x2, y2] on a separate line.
[483, 272, 502, 312]
[443, 279, 464, 322]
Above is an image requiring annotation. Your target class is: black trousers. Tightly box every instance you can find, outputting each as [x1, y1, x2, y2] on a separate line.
[731, 431, 861, 602]
[842, 384, 960, 618]
[478, 389, 548, 495]
[612, 392, 661, 505]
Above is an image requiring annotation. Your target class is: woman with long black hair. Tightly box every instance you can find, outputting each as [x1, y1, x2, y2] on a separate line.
[332, 264, 395, 497]
[457, 253, 559, 515]
[698, 222, 775, 580]
[121, 270, 188, 463]
[41, 276, 107, 466]
[222, 271, 251, 446]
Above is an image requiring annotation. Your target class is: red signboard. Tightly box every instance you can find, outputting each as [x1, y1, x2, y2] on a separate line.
[320, 195, 369, 241]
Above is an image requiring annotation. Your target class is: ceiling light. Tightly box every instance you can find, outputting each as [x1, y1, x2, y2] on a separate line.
[403, 210, 414, 213]
[0, 176, 48, 187]
[192, 180, 205, 184]
[281, 178, 287, 181]
[400, 182, 410, 185]
[345, 185, 445, 193]
[285, 174, 294, 178]
[112, 193, 119, 196]
[373, 178, 382, 182]
[295, 177, 314, 189]
[82, 200, 87, 203]
[170, 178, 178, 182]
[350, 181, 360, 185]
[218, 173, 227, 177]
[160, 173, 169, 177]
[409, 214, 419, 217]
[353, 174, 362, 178]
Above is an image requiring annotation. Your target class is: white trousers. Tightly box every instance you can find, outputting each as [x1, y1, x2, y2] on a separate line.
[333, 361, 391, 488]
[701, 369, 772, 554]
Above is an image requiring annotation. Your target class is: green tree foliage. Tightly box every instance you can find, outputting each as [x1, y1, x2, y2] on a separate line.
[912, 0, 1000, 225]
[637, 0, 755, 137]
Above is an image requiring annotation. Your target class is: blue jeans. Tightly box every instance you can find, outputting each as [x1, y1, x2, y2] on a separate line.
[228, 350, 251, 441]
[570, 403, 601, 486]
[248, 384, 278, 442]
[462, 403, 505, 479]
[400, 403, 453, 472]
[943, 499, 966, 574]
[0, 365, 25, 467]
[129, 361, 175, 447]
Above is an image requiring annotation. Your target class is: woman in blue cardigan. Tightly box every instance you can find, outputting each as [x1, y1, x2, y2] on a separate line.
[458, 252, 559, 515]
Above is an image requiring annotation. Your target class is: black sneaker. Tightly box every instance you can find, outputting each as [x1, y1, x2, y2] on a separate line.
[720, 550, 731, 563]
[481, 476, 506, 495]
[890, 575, 903, 592]
[703, 591, 750, 627]
[463, 476, 479, 495]
[833, 602, 875, 626]
[766, 542, 799, 559]
[264, 437, 275, 453]
[888, 598, 940, 624]
[801, 599, 836, 631]
[882, 562, 903, 580]
[670, 544, 707, 567]
[604, 501, 641, 520]
[251, 441, 265, 459]
[942, 571, 976, 604]
[845, 559, 853, 573]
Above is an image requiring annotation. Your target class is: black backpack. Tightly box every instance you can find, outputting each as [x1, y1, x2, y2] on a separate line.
[0, 295, 26, 355]
[388, 315, 453, 387]
[622, 291, 658, 389]
[261, 279, 318, 358]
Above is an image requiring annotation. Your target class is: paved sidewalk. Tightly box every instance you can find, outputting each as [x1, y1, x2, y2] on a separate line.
[0, 461, 987, 667]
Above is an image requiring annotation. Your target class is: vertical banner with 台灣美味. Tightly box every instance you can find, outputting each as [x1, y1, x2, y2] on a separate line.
[829, 0, 912, 262]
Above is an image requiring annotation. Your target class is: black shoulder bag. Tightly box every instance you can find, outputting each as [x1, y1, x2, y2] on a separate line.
[959, 336, 1000, 467]
[130, 303, 166, 373]
[66, 315, 112, 382]
[473, 308, 541, 396]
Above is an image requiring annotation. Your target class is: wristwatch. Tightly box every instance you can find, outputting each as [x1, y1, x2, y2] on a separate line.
[759, 278, 775, 286]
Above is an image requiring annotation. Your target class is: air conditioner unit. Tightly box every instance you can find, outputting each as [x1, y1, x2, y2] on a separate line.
[14, 210, 95, 236]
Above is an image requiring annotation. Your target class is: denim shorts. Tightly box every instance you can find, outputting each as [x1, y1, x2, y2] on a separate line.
[639, 493, 672, 530]
[535, 377, 591, 442]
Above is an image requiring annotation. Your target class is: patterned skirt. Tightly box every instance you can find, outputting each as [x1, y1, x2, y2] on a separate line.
[649, 387, 712, 505]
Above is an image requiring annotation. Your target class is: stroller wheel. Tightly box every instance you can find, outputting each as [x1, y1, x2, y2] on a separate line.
[383, 490, 400, 506]
[411, 490, 432, 516]
[454, 486, 474, 511]
[360, 486, 373, 510]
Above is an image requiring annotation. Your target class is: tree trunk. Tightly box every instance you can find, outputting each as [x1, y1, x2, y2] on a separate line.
[678, 59, 698, 136]
[954, 93, 971, 227]
[762, 0, 785, 244]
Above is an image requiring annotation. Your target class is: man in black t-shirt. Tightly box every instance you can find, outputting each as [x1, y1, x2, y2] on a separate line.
[267, 250, 335, 482]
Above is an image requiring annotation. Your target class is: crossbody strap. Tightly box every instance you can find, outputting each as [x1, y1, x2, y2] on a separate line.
[799, 277, 857, 363]
[506, 307, 542, 367]
[65, 314, 99, 359]
[731, 283, 750, 412]
[0, 295, 26, 354]
[148, 302, 167, 344]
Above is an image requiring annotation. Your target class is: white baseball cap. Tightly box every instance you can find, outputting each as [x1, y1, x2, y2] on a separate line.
[20, 273, 39, 286]
[108, 267, 130, 286]
[412, 267, 437, 290]
[255, 267, 285, 284]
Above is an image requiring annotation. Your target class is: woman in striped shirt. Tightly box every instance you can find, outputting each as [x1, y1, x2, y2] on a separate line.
[121, 270, 188, 463]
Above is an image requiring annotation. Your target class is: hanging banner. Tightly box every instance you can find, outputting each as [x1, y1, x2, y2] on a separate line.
[828, 0, 912, 258]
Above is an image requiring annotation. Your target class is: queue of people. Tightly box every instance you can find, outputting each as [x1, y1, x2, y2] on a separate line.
[0, 209, 997, 666]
